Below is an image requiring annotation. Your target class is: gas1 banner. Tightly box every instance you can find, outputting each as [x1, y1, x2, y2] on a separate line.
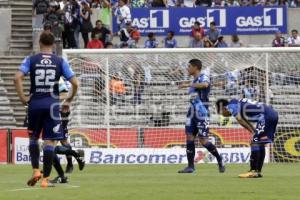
[113, 6, 287, 36]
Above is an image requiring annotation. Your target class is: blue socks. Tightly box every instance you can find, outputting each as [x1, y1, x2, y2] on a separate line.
[186, 140, 195, 168]
[29, 139, 40, 169]
[43, 145, 55, 177]
[203, 142, 222, 163]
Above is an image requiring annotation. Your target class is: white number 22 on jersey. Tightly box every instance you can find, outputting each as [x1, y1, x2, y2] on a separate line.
[35, 69, 56, 86]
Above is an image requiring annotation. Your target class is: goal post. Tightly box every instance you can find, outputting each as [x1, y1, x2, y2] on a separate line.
[63, 48, 300, 164]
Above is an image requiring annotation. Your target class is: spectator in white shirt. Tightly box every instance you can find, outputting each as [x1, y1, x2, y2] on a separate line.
[114, 0, 131, 31]
[287, 29, 300, 47]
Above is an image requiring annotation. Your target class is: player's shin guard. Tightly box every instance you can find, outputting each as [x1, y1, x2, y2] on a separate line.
[53, 154, 64, 178]
[250, 145, 260, 171]
[186, 140, 195, 168]
[257, 145, 265, 172]
[29, 139, 40, 169]
[43, 145, 55, 178]
[203, 142, 222, 162]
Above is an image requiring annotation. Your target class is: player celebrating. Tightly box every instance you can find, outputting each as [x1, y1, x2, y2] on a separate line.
[14, 31, 78, 187]
[178, 59, 225, 173]
[216, 98, 278, 178]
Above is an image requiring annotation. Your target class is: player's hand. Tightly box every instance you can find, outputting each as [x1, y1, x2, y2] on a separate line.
[21, 96, 30, 106]
[62, 99, 71, 113]
[178, 83, 191, 89]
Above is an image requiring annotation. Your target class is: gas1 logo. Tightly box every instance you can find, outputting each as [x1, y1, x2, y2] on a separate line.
[132, 10, 169, 29]
[263, 8, 283, 26]
[206, 9, 226, 27]
[236, 8, 283, 27]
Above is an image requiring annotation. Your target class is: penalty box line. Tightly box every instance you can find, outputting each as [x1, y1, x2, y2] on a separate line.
[7, 184, 80, 192]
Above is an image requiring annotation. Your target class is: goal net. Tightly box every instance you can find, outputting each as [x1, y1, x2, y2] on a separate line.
[63, 48, 300, 164]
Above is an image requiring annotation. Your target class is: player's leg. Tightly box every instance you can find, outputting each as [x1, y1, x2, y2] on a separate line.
[50, 154, 68, 184]
[40, 106, 64, 188]
[26, 108, 43, 186]
[178, 108, 196, 173]
[55, 110, 85, 173]
[198, 118, 225, 173]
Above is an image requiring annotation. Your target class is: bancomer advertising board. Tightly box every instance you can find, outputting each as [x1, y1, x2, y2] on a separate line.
[113, 6, 287, 35]
[15, 137, 269, 164]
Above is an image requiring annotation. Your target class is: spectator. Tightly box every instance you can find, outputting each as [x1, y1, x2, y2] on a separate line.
[240, 0, 251, 6]
[287, 29, 300, 47]
[99, 0, 112, 28]
[129, 25, 141, 47]
[92, 20, 112, 45]
[194, 0, 212, 7]
[151, 0, 168, 7]
[272, 31, 286, 47]
[110, 74, 126, 105]
[33, 0, 50, 51]
[133, 65, 145, 105]
[43, 1, 64, 55]
[120, 42, 129, 48]
[144, 32, 159, 48]
[290, 0, 300, 7]
[215, 36, 228, 48]
[229, 34, 244, 47]
[80, 0, 93, 48]
[190, 21, 205, 38]
[278, 0, 288, 6]
[163, 31, 177, 48]
[242, 80, 257, 100]
[206, 21, 220, 44]
[131, 0, 146, 7]
[114, 0, 131, 31]
[212, 0, 225, 6]
[118, 22, 138, 48]
[63, 0, 79, 49]
[87, 33, 104, 48]
[225, 69, 240, 95]
[225, 0, 240, 6]
[189, 32, 204, 48]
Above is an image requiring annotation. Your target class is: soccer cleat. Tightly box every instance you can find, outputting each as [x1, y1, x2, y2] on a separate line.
[76, 149, 85, 171]
[41, 178, 55, 188]
[49, 176, 68, 184]
[218, 159, 225, 173]
[238, 171, 263, 178]
[27, 170, 42, 187]
[178, 167, 195, 173]
[65, 164, 74, 174]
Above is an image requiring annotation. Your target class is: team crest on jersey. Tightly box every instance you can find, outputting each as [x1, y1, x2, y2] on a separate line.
[53, 124, 61, 134]
[40, 58, 52, 65]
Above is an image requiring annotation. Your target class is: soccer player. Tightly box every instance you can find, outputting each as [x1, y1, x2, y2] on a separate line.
[178, 59, 225, 173]
[14, 31, 78, 187]
[216, 98, 278, 178]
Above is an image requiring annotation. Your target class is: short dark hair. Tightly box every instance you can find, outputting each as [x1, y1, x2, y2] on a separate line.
[194, 21, 200, 26]
[216, 99, 229, 114]
[96, 20, 102, 25]
[148, 32, 154, 38]
[39, 31, 55, 46]
[292, 29, 298, 34]
[188, 59, 202, 70]
[168, 31, 174, 36]
[210, 21, 216, 26]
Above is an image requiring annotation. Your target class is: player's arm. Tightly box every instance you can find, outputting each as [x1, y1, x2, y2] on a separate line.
[14, 57, 30, 105]
[236, 115, 255, 134]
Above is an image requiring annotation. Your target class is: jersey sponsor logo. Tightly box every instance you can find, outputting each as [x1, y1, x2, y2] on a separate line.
[206, 9, 226, 27]
[40, 58, 52, 65]
[53, 124, 61, 134]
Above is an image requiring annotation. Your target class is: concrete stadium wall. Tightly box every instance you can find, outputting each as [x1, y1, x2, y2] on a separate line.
[0, 9, 11, 52]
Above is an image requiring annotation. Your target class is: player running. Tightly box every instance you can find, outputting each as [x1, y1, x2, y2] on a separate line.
[178, 59, 225, 173]
[14, 31, 78, 187]
[216, 98, 278, 178]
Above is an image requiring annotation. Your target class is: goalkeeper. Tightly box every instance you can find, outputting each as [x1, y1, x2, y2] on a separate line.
[178, 59, 225, 173]
[216, 98, 278, 178]
[50, 78, 85, 183]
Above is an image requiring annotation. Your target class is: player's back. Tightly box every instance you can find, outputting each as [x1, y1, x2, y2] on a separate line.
[189, 73, 210, 110]
[28, 53, 63, 108]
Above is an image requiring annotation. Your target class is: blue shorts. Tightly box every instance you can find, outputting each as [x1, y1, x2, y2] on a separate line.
[185, 106, 209, 138]
[28, 100, 64, 140]
[254, 108, 279, 144]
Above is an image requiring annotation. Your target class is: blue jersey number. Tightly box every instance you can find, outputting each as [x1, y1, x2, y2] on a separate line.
[35, 69, 56, 86]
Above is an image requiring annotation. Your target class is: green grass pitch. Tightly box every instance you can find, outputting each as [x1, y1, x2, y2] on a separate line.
[0, 164, 299, 200]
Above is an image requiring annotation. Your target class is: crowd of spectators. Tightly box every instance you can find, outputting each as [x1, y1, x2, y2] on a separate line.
[32, 0, 300, 53]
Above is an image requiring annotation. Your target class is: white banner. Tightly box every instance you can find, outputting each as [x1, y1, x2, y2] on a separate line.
[15, 137, 270, 164]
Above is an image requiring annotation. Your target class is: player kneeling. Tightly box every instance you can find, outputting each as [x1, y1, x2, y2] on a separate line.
[216, 98, 278, 178]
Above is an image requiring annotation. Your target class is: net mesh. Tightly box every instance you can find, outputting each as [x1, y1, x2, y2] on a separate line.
[64, 49, 300, 162]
